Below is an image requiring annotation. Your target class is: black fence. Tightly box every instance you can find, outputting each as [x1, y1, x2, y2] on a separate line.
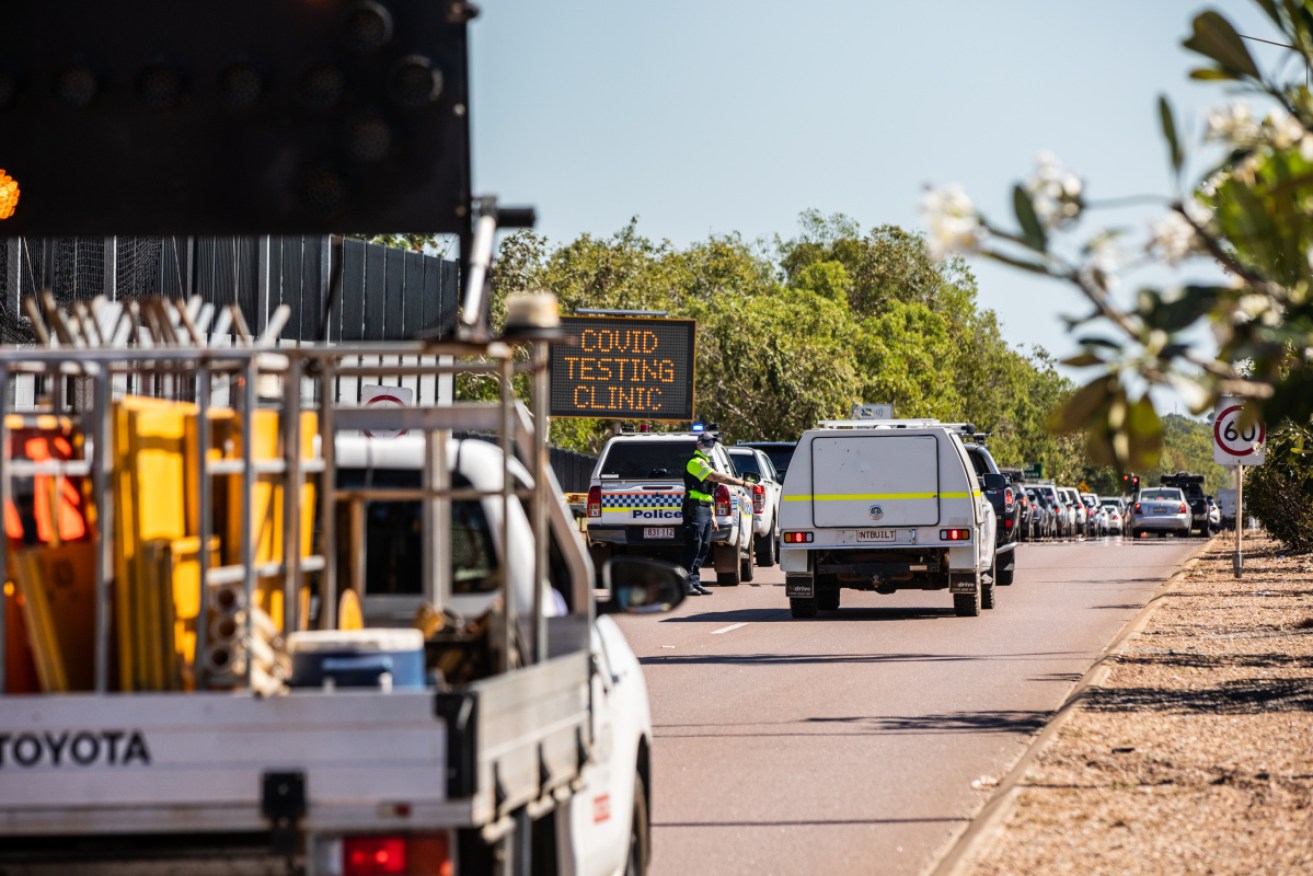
[1, 236, 458, 343]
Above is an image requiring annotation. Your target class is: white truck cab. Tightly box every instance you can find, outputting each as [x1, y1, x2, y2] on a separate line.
[586, 432, 755, 586]
[778, 418, 998, 618]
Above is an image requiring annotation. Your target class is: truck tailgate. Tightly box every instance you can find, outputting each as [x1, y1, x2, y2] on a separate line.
[810, 435, 941, 527]
[0, 689, 449, 834]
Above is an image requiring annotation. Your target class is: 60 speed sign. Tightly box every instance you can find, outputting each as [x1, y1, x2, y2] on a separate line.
[1213, 397, 1266, 465]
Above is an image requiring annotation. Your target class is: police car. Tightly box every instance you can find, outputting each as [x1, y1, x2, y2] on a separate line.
[586, 430, 755, 585]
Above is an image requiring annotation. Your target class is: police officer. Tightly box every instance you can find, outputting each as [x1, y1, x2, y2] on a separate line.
[682, 432, 748, 595]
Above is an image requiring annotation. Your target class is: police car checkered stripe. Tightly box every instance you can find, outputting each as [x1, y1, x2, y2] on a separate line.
[601, 492, 683, 510]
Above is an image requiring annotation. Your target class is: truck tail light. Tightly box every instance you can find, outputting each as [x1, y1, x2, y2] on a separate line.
[1004, 517, 1013, 530]
[940, 528, 971, 541]
[715, 484, 731, 517]
[752, 484, 765, 514]
[342, 834, 451, 876]
[587, 486, 602, 518]
[783, 531, 813, 544]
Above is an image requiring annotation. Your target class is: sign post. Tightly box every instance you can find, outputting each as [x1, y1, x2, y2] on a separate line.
[1212, 396, 1266, 578]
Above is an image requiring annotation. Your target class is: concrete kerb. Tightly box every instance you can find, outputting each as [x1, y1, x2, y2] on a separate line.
[922, 535, 1217, 876]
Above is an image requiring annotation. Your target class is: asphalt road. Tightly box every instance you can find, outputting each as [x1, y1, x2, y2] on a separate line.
[612, 534, 1201, 876]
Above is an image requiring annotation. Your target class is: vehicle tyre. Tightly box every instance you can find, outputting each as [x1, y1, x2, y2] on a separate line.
[818, 587, 840, 611]
[755, 531, 777, 567]
[790, 597, 818, 619]
[998, 560, 1015, 586]
[714, 544, 740, 586]
[951, 574, 980, 617]
[740, 549, 754, 583]
[981, 558, 996, 610]
[624, 770, 650, 876]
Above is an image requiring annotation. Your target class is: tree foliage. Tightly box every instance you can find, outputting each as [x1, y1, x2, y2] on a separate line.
[1245, 424, 1313, 552]
[922, 1, 1313, 481]
[484, 213, 1084, 473]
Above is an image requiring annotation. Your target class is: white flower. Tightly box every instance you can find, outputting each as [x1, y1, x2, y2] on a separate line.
[1235, 292, 1282, 327]
[1024, 151, 1084, 229]
[921, 184, 985, 260]
[1205, 103, 1260, 147]
[1148, 212, 1203, 266]
[1263, 108, 1307, 150]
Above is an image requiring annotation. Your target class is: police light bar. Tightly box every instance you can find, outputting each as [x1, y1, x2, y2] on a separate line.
[691, 422, 705, 432]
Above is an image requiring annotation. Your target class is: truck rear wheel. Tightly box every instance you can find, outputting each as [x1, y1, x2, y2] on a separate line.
[624, 771, 651, 876]
[755, 531, 776, 567]
[790, 597, 818, 618]
[952, 572, 981, 617]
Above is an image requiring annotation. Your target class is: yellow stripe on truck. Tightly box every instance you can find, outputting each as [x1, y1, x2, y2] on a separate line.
[782, 491, 980, 501]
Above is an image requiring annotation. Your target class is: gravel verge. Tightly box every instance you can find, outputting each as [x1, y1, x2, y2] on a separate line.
[955, 532, 1313, 876]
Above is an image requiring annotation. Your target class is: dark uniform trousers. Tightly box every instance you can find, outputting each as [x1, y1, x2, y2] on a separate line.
[681, 501, 714, 589]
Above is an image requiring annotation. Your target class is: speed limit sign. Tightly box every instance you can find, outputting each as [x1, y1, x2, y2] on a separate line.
[1213, 397, 1266, 465]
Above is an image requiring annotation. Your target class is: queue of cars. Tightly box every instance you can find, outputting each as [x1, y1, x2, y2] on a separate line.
[583, 424, 1222, 619]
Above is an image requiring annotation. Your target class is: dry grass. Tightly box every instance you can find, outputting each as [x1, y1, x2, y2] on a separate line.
[968, 533, 1313, 876]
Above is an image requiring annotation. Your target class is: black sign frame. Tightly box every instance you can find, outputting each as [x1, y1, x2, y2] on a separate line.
[549, 316, 696, 421]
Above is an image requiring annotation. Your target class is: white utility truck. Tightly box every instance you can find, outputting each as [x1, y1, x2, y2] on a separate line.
[778, 418, 998, 618]
[0, 291, 682, 875]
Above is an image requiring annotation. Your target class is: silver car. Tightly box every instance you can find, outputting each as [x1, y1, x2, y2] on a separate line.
[1127, 487, 1193, 538]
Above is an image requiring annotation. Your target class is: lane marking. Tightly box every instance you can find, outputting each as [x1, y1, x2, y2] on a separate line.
[711, 622, 750, 635]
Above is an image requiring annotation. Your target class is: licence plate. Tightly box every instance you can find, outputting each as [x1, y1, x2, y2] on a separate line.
[856, 529, 896, 542]
[644, 527, 675, 539]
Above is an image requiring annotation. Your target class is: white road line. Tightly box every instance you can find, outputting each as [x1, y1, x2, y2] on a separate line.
[710, 622, 750, 635]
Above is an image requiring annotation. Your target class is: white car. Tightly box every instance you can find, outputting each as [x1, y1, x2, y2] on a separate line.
[729, 445, 783, 567]
[1099, 496, 1126, 534]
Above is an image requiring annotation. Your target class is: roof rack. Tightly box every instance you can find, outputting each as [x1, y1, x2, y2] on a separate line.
[817, 418, 941, 430]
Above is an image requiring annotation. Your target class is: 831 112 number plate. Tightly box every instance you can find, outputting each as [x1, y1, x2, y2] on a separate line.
[644, 527, 675, 539]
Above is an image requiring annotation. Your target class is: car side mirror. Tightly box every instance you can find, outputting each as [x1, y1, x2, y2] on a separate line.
[743, 473, 761, 485]
[982, 473, 1008, 491]
[600, 556, 687, 614]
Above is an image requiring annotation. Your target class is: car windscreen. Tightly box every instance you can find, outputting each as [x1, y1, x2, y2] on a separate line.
[600, 441, 693, 478]
[1140, 489, 1181, 502]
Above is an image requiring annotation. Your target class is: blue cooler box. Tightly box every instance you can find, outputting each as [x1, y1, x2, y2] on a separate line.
[287, 629, 426, 691]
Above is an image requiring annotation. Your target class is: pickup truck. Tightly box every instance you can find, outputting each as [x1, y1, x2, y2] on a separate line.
[586, 432, 755, 586]
[728, 445, 783, 567]
[962, 440, 1019, 585]
[0, 297, 683, 876]
[779, 418, 999, 618]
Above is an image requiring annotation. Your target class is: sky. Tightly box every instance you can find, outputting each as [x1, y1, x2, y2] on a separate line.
[469, 1, 1283, 404]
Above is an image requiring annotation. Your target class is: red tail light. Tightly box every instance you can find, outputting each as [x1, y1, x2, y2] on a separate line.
[343, 837, 406, 876]
[1004, 517, 1013, 529]
[342, 834, 451, 876]
[587, 486, 602, 518]
[752, 483, 765, 514]
[1004, 487, 1015, 506]
[715, 484, 732, 517]
[1134, 502, 1142, 513]
[783, 531, 813, 544]
[940, 528, 971, 541]
[1179, 502, 1188, 513]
